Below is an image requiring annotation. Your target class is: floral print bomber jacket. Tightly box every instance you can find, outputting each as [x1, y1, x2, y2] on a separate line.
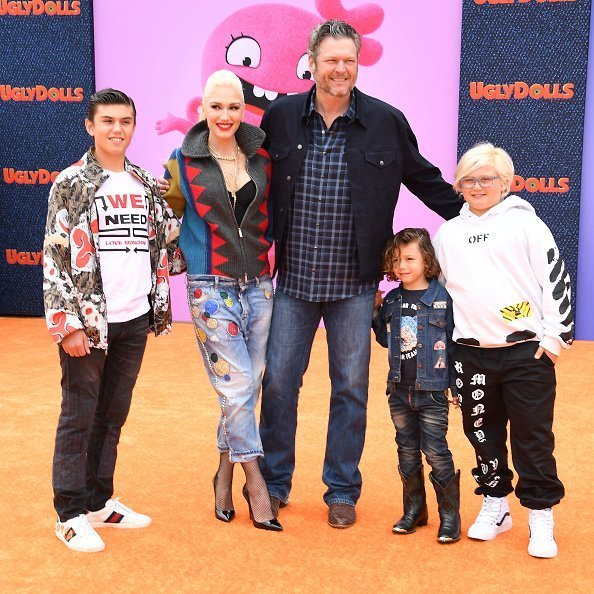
[43, 149, 184, 350]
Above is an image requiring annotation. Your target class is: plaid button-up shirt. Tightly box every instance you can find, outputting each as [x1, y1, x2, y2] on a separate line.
[277, 93, 377, 302]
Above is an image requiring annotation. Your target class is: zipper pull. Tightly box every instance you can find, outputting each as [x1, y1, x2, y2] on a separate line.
[238, 228, 243, 238]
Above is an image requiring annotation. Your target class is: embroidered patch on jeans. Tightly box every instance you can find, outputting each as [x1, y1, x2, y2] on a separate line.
[501, 301, 532, 321]
[264, 289, 272, 300]
[434, 340, 446, 350]
[227, 322, 239, 336]
[204, 300, 219, 316]
[214, 360, 230, 376]
[207, 318, 218, 329]
[196, 327, 207, 343]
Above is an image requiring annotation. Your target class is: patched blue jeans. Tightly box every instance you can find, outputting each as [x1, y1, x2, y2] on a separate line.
[187, 274, 273, 463]
[389, 386, 455, 486]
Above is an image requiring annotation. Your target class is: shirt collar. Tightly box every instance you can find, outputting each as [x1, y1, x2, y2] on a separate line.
[306, 89, 356, 122]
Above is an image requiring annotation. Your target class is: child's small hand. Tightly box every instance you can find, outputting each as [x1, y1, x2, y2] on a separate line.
[534, 346, 558, 366]
[374, 290, 385, 310]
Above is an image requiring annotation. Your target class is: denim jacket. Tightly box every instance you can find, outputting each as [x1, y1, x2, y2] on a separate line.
[372, 278, 456, 393]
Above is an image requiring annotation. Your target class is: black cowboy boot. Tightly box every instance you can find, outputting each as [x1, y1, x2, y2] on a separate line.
[430, 469, 461, 543]
[392, 465, 428, 534]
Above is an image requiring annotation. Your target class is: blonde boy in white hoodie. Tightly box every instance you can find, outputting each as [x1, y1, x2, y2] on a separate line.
[433, 143, 573, 558]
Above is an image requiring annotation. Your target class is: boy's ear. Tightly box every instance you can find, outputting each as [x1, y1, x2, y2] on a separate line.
[84, 118, 94, 137]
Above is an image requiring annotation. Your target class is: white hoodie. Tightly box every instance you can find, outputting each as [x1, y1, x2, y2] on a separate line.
[433, 195, 573, 355]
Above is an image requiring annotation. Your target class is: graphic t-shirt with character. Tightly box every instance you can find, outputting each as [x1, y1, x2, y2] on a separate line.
[400, 288, 425, 386]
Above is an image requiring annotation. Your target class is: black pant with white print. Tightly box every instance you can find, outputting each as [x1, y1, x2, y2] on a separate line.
[454, 342, 564, 510]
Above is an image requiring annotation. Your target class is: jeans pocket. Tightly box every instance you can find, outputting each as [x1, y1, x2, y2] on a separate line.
[429, 391, 448, 406]
[258, 278, 274, 301]
[538, 352, 555, 368]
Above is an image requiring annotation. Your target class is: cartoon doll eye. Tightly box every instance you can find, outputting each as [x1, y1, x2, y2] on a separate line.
[296, 53, 312, 80]
[226, 36, 261, 68]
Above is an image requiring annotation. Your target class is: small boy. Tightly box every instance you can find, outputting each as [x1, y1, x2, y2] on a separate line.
[43, 89, 181, 552]
[373, 228, 460, 543]
[433, 142, 573, 558]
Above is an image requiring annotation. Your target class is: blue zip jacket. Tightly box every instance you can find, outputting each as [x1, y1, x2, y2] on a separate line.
[372, 278, 456, 393]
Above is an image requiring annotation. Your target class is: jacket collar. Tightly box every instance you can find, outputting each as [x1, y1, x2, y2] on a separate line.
[301, 86, 366, 127]
[420, 278, 442, 307]
[181, 120, 265, 159]
[80, 148, 150, 189]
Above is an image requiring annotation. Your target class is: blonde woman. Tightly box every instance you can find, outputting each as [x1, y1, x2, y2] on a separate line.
[164, 70, 281, 531]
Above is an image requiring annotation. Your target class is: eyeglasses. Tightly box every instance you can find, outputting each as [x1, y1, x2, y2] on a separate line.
[459, 176, 500, 189]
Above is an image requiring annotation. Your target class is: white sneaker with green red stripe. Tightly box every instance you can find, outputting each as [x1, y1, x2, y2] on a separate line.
[55, 514, 105, 552]
[86, 498, 152, 528]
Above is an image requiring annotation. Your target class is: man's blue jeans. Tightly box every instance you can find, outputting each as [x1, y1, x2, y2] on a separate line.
[259, 287, 376, 507]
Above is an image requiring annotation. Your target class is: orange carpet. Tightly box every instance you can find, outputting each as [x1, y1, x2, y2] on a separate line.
[1, 316, 593, 593]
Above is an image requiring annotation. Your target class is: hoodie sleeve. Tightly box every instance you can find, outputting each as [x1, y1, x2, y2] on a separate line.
[527, 217, 574, 355]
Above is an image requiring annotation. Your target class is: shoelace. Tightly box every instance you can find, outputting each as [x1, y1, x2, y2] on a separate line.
[108, 497, 134, 515]
[475, 497, 503, 524]
[70, 514, 95, 536]
[529, 510, 554, 540]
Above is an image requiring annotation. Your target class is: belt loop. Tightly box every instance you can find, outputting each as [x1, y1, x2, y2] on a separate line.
[214, 276, 219, 289]
[255, 276, 260, 287]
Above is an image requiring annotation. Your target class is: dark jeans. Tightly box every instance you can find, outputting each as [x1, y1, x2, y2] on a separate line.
[53, 312, 149, 521]
[259, 288, 376, 506]
[388, 386, 455, 486]
[454, 341, 564, 509]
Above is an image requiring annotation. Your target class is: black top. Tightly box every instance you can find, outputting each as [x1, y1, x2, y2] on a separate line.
[399, 288, 425, 386]
[229, 179, 256, 225]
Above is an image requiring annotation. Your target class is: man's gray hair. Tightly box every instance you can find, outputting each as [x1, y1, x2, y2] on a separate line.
[308, 19, 361, 60]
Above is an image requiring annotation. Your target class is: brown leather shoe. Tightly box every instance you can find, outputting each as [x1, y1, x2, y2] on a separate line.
[270, 496, 286, 518]
[328, 503, 356, 528]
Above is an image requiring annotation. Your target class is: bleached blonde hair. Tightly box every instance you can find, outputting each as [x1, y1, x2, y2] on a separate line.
[454, 142, 514, 197]
[199, 70, 244, 120]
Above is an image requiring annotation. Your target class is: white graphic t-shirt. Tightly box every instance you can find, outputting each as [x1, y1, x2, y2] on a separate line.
[94, 170, 151, 323]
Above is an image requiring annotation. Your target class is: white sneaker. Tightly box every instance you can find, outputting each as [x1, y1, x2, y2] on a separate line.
[528, 508, 557, 558]
[55, 514, 105, 553]
[467, 495, 512, 540]
[87, 498, 152, 529]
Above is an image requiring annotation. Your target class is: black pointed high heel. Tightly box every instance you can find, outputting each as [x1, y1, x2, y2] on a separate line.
[242, 485, 283, 531]
[213, 474, 235, 523]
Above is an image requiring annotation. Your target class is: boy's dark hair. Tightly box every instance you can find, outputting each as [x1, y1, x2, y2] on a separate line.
[86, 88, 136, 121]
[381, 227, 441, 282]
